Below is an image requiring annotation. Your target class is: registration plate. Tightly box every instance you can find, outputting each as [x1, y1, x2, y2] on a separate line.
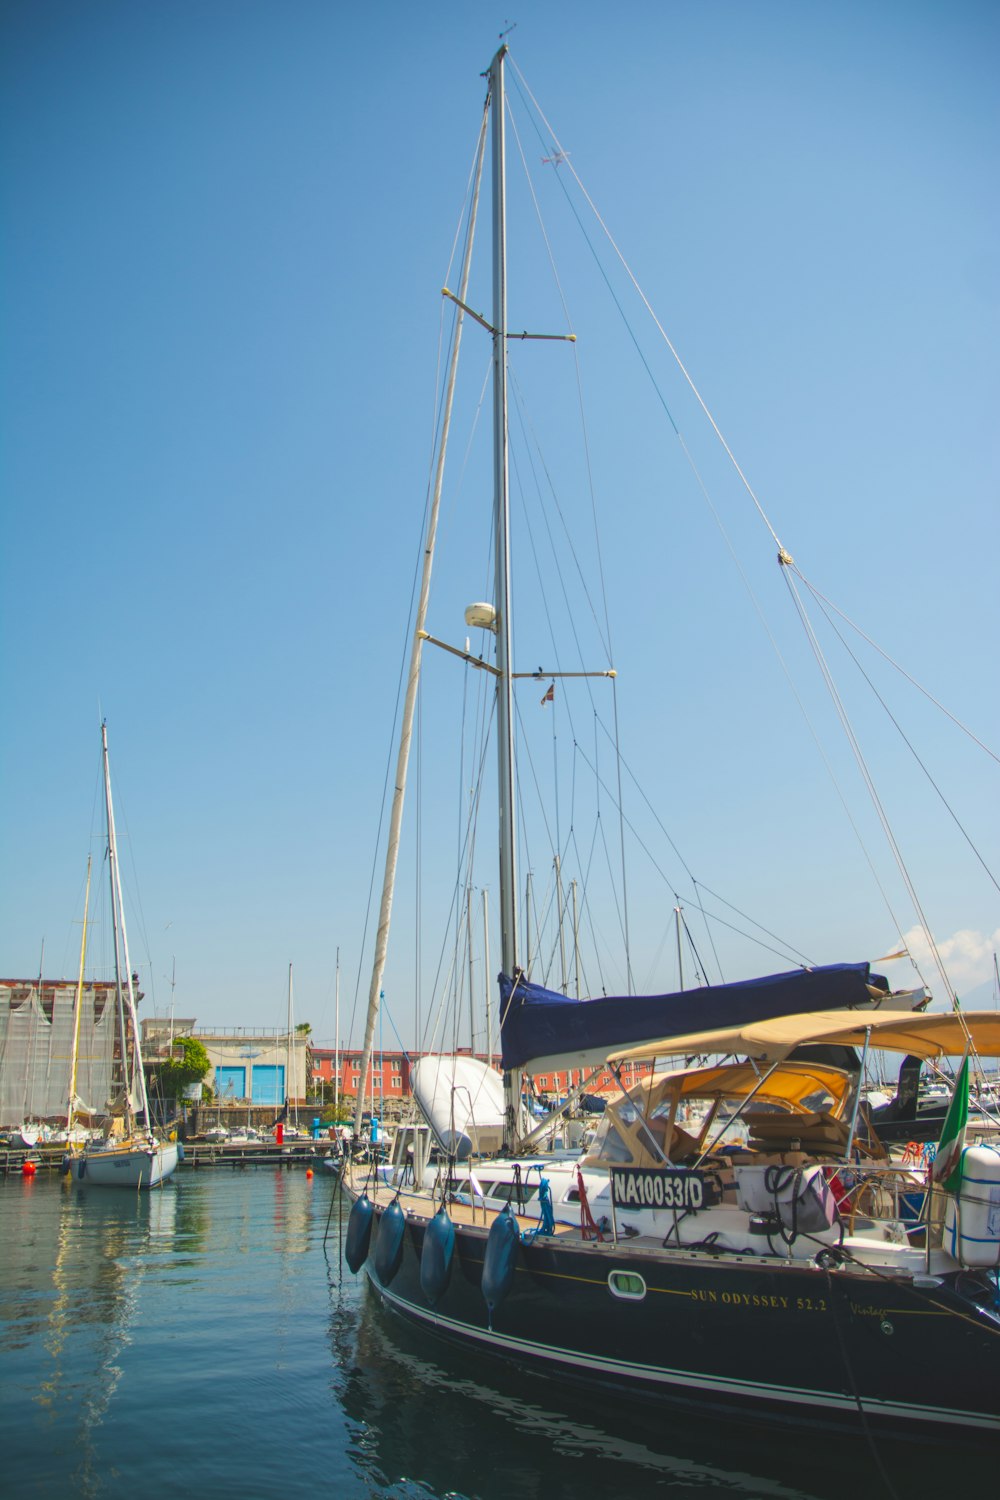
[610, 1166, 709, 1211]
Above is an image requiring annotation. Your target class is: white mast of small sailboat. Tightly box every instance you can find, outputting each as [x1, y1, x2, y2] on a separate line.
[101, 721, 151, 1135]
[334, 946, 340, 1119]
[286, 962, 295, 1126]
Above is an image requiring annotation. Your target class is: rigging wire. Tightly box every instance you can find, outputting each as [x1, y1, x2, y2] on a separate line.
[506, 93, 635, 988]
[509, 57, 785, 554]
[780, 564, 961, 1016]
[507, 56, 985, 1006]
[794, 568, 999, 897]
[504, 94, 614, 666]
[793, 569, 999, 769]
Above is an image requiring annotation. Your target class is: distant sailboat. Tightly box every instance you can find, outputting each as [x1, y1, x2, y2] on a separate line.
[75, 723, 178, 1189]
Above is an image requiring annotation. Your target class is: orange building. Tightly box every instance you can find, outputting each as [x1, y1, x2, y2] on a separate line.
[310, 1046, 651, 1106]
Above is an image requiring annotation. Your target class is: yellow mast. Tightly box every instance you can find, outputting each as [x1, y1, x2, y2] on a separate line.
[66, 856, 92, 1135]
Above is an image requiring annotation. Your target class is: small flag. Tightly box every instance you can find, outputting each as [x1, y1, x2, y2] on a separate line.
[540, 683, 555, 705]
[931, 1054, 969, 1193]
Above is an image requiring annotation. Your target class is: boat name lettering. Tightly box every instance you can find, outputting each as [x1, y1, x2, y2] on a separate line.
[611, 1168, 705, 1211]
[692, 1289, 792, 1309]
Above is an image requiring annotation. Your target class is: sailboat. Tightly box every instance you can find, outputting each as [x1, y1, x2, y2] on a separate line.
[341, 46, 1000, 1436]
[75, 723, 179, 1189]
[275, 963, 307, 1142]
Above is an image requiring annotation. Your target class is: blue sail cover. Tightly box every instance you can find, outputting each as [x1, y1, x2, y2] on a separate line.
[499, 963, 885, 1073]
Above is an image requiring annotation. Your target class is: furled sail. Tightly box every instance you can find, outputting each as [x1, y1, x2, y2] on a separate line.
[499, 962, 889, 1073]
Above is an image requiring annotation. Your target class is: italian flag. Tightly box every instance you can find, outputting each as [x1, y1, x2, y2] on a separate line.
[931, 1054, 969, 1193]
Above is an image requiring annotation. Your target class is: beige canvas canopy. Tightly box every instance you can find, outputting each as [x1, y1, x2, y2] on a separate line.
[609, 1008, 1000, 1066]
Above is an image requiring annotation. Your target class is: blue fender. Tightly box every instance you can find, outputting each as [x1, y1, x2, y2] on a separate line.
[345, 1193, 375, 1273]
[481, 1203, 520, 1321]
[372, 1198, 407, 1285]
[420, 1207, 455, 1306]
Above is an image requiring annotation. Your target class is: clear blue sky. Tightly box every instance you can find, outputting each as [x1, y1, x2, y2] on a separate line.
[2, 1, 997, 1049]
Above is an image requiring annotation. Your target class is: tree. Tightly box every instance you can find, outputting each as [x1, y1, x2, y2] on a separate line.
[152, 1036, 211, 1100]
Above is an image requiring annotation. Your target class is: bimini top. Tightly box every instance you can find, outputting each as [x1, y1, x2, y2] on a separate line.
[498, 962, 893, 1074]
[609, 1007, 1000, 1066]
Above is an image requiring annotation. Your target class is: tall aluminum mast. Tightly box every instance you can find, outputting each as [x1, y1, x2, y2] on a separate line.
[489, 45, 522, 1146]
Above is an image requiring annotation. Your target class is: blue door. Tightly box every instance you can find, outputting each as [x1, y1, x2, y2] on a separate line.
[216, 1066, 246, 1100]
[251, 1064, 285, 1105]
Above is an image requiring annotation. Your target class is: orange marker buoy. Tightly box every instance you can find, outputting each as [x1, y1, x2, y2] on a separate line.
[305, 1168, 314, 1179]
[22, 1160, 37, 1177]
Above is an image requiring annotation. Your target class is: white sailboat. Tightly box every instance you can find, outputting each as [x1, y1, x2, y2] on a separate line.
[75, 723, 178, 1189]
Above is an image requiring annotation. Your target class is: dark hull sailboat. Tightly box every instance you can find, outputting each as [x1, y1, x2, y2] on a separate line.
[361, 1200, 998, 1435]
[341, 45, 1000, 1441]
[346, 1000, 1000, 1437]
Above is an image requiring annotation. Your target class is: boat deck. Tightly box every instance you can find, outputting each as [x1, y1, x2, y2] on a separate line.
[341, 1165, 585, 1238]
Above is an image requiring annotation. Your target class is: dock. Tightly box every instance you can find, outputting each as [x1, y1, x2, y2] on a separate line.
[1, 1139, 336, 1176]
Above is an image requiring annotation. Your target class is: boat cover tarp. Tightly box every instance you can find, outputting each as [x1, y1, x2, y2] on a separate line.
[498, 963, 885, 1073]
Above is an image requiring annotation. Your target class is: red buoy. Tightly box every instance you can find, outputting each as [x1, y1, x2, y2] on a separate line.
[22, 1160, 37, 1177]
[305, 1168, 314, 1179]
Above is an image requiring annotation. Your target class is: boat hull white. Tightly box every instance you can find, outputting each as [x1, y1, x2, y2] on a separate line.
[77, 1140, 179, 1189]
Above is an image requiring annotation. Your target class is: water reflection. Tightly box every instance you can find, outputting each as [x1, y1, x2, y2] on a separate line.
[328, 1285, 816, 1499]
[8, 1178, 178, 1497]
[4, 1171, 992, 1500]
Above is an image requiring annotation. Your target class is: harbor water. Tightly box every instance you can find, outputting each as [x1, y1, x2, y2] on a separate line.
[0, 1166, 991, 1499]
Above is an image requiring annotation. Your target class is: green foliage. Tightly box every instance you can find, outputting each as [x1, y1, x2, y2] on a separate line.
[153, 1035, 211, 1099]
[317, 1102, 353, 1124]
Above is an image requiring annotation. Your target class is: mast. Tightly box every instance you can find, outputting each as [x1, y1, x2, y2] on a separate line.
[489, 44, 523, 1146]
[482, 889, 492, 1063]
[466, 887, 476, 1054]
[334, 947, 340, 1119]
[102, 721, 151, 1132]
[491, 43, 517, 986]
[352, 101, 489, 1137]
[555, 854, 567, 992]
[67, 856, 92, 1134]
[286, 962, 295, 1125]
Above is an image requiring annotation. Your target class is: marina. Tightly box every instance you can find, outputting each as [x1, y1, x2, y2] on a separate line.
[2, 9, 997, 1497]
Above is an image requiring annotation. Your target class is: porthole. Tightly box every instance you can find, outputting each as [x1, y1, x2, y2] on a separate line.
[608, 1270, 646, 1301]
